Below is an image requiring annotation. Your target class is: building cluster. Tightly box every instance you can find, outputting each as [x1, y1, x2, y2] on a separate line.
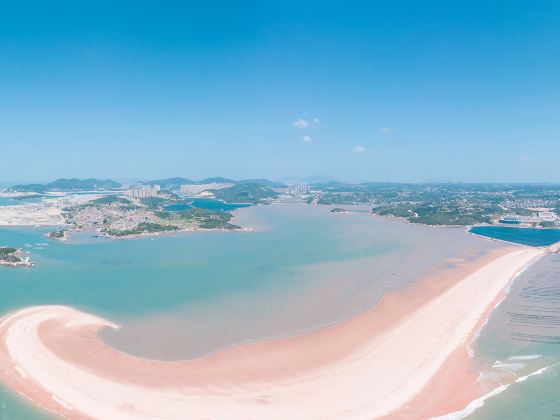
[130, 185, 160, 198]
[499, 208, 560, 226]
[272, 184, 310, 196]
[67, 203, 155, 233]
[501, 198, 559, 209]
[179, 183, 233, 196]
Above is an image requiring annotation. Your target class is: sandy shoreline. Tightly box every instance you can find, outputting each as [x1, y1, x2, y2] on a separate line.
[0, 246, 544, 419]
[0, 193, 102, 227]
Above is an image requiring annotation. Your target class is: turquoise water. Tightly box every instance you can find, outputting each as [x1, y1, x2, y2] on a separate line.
[0, 383, 54, 420]
[0, 197, 42, 206]
[0, 205, 510, 418]
[164, 198, 251, 212]
[0, 198, 14, 206]
[469, 226, 560, 247]
[468, 253, 560, 419]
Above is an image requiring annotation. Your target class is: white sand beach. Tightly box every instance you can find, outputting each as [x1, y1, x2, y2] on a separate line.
[0, 245, 543, 419]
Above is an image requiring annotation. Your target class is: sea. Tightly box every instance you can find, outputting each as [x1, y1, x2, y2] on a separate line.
[163, 198, 251, 212]
[0, 205, 558, 419]
[0, 197, 42, 206]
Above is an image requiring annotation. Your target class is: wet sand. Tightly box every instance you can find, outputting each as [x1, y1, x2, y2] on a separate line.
[0, 245, 543, 419]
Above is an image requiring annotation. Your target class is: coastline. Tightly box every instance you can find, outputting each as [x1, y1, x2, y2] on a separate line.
[0, 244, 543, 419]
[95, 225, 253, 241]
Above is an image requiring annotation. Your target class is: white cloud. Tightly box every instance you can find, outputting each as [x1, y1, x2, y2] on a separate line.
[313, 118, 321, 125]
[380, 126, 393, 133]
[302, 135, 313, 143]
[352, 146, 366, 153]
[292, 118, 309, 128]
[519, 154, 535, 161]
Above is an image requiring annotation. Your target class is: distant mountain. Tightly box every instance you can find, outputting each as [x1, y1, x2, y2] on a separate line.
[275, 176, 344, 185]
[239, 179, 285, 188]
[143, 177, 283, 189]
[9, 183, 46, 193]
[197, 177, 237, 184]
[144, 177, 195, 188]
[11, 178, 121, 192]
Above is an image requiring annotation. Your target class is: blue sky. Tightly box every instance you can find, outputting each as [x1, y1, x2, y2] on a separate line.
[1, 1, 559, 183]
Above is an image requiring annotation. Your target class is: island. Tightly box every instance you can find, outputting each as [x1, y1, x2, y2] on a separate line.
[0, 247, 34, 268]
[46, 229, 70, 241]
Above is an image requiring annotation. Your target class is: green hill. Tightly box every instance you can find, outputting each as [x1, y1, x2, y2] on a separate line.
[211, 183, 278, 204]
[197, 177, 236, 184]
[11, 178, 121, 192]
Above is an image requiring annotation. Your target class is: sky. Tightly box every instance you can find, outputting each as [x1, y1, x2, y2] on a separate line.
[1, 1, 559, 184]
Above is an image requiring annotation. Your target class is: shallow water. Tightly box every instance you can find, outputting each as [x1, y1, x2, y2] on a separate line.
[467, 253, 560, 419]
[0, 383, 54, 420]
[0, 205, 504, 417]
[0, 197, 42, 206]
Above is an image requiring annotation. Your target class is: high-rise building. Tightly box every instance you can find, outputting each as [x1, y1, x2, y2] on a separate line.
[130, 185, 159, 198]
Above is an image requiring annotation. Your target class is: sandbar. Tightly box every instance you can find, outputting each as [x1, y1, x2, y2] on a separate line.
[0, 246, 543, 419]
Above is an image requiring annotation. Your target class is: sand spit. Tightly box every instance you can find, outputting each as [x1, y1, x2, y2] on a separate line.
[0, 247, 543, 419]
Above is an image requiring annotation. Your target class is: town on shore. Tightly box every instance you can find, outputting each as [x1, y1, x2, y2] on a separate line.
[1, 177, 560, 268]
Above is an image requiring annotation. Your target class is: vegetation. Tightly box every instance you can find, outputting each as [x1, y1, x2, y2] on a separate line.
[307, 183, 560, 226]
[142, 177, 285, 190]
[0, 247, 18, 257]
[153, 210, 173, 219]
[152, 208, 240, 230]
[48, 230, 66, 239]
[105, 223, 179, 237]
[212, 183, 278, 204]
[139, 196, 167, 207]
[11, 178, 121, 192]
[198, 177, 236, 184]
[239, 179, 285, 188]
[9, 184, 47, 193]
[317, 192, 374, 205]
[159, 189, 180, 199]
[177, 208, 239, 229]
[98, 207, 240, 237]
[374, 205, 412, 218]
[0, 247, 21, 263]
[92, 196, 130, 205]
